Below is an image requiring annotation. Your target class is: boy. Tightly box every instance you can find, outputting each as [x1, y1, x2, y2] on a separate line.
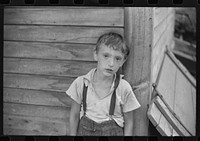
[66, 32, 141, 136]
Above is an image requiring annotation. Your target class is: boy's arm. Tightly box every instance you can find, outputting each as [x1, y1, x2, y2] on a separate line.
[124, 110, 134, 136]
[69, 98, 81, 136]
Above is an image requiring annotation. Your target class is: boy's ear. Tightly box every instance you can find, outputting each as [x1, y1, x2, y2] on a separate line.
[93, 50, 98, 61]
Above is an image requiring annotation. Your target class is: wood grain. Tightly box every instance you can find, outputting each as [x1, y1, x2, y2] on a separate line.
[124, 7, 153, 136]
[3, 87, 72, 107]
[4, 41, 95, 61]
[4, 7, 124, 27]
[153, 8, 169, 28]
[4, 58, 96, 77]
[4, 102, 70, 120]
[3, 73, 75, 92]
[4, 25, 124, 44]
[4, 114, 69, 135]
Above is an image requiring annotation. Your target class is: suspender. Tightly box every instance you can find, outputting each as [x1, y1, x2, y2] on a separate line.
[82, 73, 120, 116]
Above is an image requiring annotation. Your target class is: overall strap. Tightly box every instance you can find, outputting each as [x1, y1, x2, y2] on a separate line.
[109, 73, 120, 116]
[82, 83, 88, 115]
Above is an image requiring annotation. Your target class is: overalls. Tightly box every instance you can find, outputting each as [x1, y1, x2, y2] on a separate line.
[77, 74, 124, 136]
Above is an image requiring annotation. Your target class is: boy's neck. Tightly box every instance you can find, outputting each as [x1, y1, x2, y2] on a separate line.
[93, 69, 114, 84]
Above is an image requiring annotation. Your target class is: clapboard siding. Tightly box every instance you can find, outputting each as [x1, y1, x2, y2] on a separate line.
[4, 73, 74, 92]
[4, 41, 95, 61]
[4, 114, 68, 135]
[4, 103, 70, 120]
[4, 7, 124, 27]
[4, 25, 124, 44]
[4, 88, 72, 107]
[4, 7, 125, 135]
[4, 58, 97, 77]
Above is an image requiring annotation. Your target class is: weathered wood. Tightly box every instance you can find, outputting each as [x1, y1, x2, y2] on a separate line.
[152, 13, 175, 83]
[153, 8, 169, 28]
[124, 8, 153, 135]
[4, 58, 96, 77]
[3, 73, 74, 92]
[4, 102, 70, 120]
[3, 87, 72, 107]
[4, 41, 95, 61]
[156, 54, 177, 110]
[148, 98, 175, 136]
[154, 96, 191, 136]
[156, 114, 173, 136]
[4, 7, 124, 27]
[153, 10, 174, 47]
[147, 102, 161, 127]
[174, 70, 196, 135]
[4, 114, 68, 135]
[4, 25, 124, 44]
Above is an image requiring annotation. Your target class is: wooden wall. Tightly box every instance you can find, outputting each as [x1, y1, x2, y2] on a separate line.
[152, 7, 175, 83]
[3, 6, 124, 135]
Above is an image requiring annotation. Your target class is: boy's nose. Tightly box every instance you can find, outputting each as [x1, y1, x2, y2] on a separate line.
[109, 58, 114, 67]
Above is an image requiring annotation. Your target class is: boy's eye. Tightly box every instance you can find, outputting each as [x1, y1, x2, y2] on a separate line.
[115, 57, 122, 61]
[103, 54, 109, 58]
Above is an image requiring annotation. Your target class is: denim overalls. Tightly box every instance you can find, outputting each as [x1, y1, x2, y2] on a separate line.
[77, 74, 124, 136]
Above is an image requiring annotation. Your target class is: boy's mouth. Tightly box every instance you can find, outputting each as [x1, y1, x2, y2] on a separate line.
[105, 69, 113, 73]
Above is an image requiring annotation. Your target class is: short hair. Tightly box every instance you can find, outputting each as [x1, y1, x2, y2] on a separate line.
[95, 32, 130, 59]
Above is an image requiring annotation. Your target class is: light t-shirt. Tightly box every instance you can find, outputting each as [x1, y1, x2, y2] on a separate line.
[66, 68, 141, 127]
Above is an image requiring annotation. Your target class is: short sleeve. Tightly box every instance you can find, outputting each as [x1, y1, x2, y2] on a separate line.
[65, 77, 83, 105]
[121, 81, 141, 113]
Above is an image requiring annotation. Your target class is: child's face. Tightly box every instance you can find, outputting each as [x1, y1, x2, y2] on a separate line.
[94, 45, 126, 77]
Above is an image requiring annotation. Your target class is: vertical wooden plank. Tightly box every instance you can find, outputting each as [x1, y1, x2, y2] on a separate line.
[124, 7, 153, 136]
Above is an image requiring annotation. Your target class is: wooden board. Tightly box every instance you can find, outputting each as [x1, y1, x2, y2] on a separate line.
[147, 102, 173, 136]
[4, 7, 124, 27]
[153, 8, 169, 28]
[3, 87, 72, 107]
[124, 7, 153, 136]
[4, 114, 68, 135]
[150, 50, 196, 136]
[4, 102, 70, 120]
[4, 41, 95, 61]
[174, 70, 196, 135]
[156, 114, 173, 136]
[147, 101, 162, 127]
[156, 54, 177, 110]
[152, 15, 174, 80]
[153, 9, 174, 48]
[4, 25, 124, 44]
[4, 58, 96, 77]
[154, 96, 191, 136]
[4, 73, 75, 92]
